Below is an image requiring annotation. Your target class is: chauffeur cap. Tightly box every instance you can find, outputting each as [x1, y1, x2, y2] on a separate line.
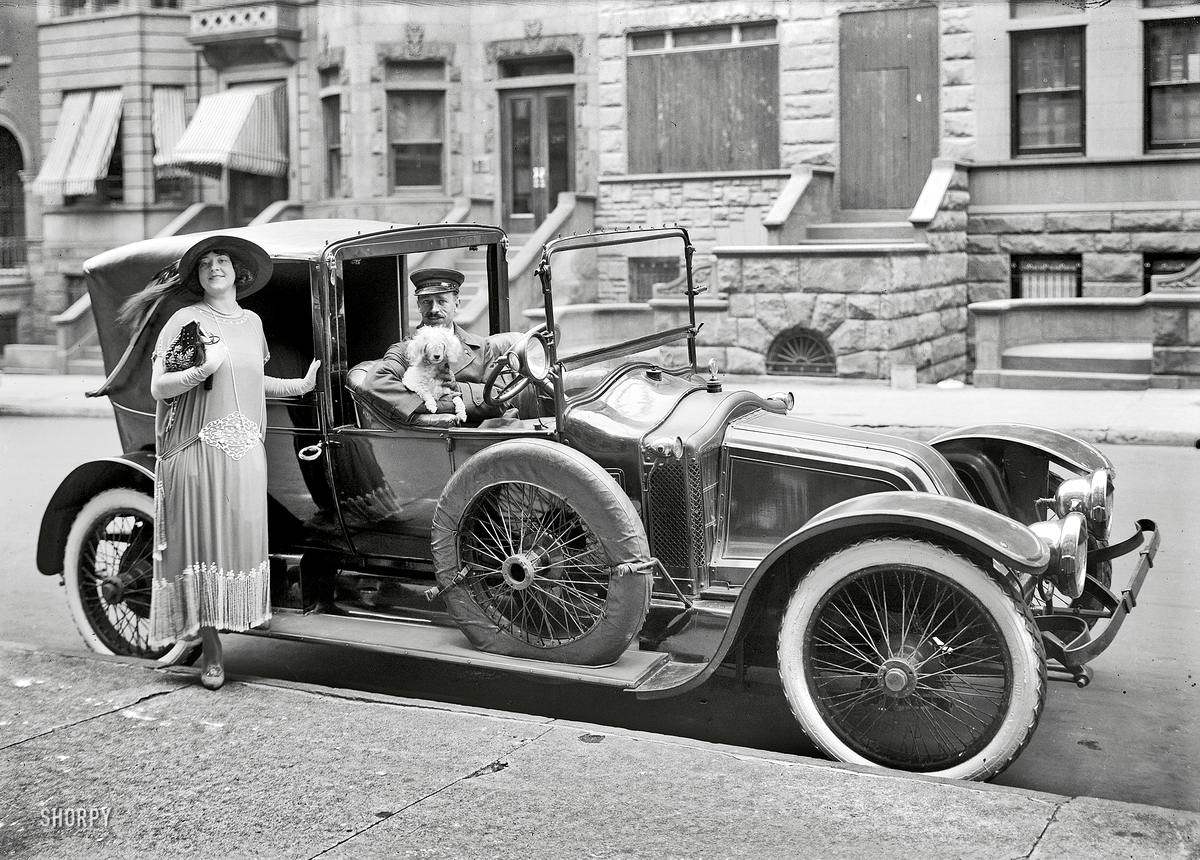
[410, 267, 465, 297]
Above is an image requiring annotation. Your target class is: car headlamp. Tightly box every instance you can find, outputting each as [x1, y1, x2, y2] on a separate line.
[1030, 512, 1088, 598]
[520, 333, 550, 381]
[1055, 468, 1113, 539]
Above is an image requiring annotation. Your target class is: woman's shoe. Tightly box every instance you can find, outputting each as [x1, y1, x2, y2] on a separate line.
[199, 661, 225, 690]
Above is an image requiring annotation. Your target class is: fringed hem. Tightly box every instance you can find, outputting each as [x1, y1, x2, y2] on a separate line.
[149, 559, 270, 647]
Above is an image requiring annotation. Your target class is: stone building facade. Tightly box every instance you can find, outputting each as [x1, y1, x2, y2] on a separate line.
[8, 0, 1200, 388]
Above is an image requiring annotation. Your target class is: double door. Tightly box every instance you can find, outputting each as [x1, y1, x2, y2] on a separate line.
[501, 87, 573, 233]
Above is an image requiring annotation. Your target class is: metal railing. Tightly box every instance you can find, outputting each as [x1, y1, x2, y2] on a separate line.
[0, 236, 27, 269]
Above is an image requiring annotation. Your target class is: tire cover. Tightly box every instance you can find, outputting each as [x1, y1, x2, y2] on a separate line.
[432, 438, 651, 665]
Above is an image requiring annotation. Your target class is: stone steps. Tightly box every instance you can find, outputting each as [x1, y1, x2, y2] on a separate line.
[804, 221, 919, 243]
[973, 368, 1152, 390]
[1001, 341, 1152, 375]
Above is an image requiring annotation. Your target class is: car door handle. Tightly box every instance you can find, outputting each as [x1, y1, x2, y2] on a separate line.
[298, 440, 339, 462]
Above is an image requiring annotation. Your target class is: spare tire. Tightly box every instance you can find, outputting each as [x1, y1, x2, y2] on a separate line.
[432, 439, 651, 665]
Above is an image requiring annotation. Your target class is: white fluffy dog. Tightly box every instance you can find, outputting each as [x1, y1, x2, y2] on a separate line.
[402, 326, 467, 423]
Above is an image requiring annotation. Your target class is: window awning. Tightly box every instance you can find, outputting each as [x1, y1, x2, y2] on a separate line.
[30, 90, 123, 199]
[161, 83, 288, 178]
[150, 87, 188, 178]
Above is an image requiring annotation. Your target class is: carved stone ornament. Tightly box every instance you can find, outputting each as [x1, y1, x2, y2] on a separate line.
[524, 19, 543, 41]
[405, 23, 425, 57]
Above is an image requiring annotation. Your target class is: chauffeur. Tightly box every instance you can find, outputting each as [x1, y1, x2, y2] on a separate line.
[362, 267, 505, 424]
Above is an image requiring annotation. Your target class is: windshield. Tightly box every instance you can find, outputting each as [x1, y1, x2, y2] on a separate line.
[538, 228, 697, 372]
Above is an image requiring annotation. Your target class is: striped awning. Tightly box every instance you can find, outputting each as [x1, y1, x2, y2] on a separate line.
[150, 87, 188, 178]
[162, 83, 288, 178]
[31, 90, 123, 199]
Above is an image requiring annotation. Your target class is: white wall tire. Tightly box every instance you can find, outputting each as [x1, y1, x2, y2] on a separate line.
[777, 538, 1046, 782]
[63, 488, 197, 667]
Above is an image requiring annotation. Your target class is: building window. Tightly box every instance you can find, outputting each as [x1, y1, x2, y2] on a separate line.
[499, 54, 574, 77]
[151, 86, 190, 205]
[1011, 28, 1085, 156]
[1144, 253, 1199, 292]
[149, 0, 181, 8]
[626, 21, 779, 173]
[1145, 19, 1200, 150]
[387, 91, 444, 190]
[322, 93, 342, 197]
[628, 257, 679, 302]
[1011, 255, 1082, 298]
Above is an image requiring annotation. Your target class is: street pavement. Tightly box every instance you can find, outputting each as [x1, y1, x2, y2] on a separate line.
[1, 643, 1198, 859]
[2, 373, 1199, 857]
[2, 370, 1200, 445]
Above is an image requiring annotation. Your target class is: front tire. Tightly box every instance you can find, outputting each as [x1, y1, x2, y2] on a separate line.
[777, 538, 1046, 781]
[63, 488, 197, 666]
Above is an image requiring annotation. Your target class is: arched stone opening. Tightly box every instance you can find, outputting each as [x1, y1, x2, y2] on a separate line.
[766, 326, 836, 376]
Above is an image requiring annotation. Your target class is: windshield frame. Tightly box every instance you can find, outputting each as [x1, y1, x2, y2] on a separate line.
[535, 226, 699, 382]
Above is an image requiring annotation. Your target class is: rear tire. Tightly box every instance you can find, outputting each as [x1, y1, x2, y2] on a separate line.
[777, 538, 1045, 781]
[63, 488, 197, 666]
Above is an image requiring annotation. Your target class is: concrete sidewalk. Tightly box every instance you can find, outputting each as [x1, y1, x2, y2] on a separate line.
[0, 643, 1197, 859]
[3, 370, 1199, 446]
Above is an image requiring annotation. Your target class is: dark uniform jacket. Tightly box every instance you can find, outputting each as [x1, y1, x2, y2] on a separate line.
[361, 324, 498, 423]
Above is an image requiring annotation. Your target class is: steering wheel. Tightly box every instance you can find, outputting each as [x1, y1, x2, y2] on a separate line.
[482, 324, 551, 407]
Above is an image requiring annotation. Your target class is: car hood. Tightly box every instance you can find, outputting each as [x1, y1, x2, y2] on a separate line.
[725, 409, 973, 501]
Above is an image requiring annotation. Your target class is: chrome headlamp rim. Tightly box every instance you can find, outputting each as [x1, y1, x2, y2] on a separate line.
[516, 330, 551, 381]
[1087, 468, 1114, 539]
[1030, 511, 1088, 598]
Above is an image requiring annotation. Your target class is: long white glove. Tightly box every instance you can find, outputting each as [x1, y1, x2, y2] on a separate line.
[264, 359, 320, 397]
[149, 341, 226, 401]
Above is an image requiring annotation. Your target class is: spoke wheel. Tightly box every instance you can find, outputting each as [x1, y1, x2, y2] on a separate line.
[460, 482, 610, 646]
[778, 538, 1045, 781]
[64, 489, 197, 665]
[431, 439, 651, 665]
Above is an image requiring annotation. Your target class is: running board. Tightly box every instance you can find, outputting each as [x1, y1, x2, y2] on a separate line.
[250, 611, 670, 688]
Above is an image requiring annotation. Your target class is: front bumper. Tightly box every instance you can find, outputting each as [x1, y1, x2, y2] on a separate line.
[1034, 518, 1159, 687]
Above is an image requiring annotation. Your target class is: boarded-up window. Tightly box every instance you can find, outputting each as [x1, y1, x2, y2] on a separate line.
[1146, 19, 1200, 150]
[1011, 28, 1084, 156]
[1011, 255, 1081, 298]
[627, 22, 779, 173]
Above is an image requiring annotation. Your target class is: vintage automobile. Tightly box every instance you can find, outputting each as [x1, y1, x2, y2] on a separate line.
[38, 219, 1158, 782]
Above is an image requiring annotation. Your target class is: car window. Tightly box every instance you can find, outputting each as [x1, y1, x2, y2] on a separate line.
[342, 254, 404, 367]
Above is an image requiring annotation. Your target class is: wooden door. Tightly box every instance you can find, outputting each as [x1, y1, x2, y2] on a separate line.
[500, 87, 574, 233]
[839, 6, 939, 210]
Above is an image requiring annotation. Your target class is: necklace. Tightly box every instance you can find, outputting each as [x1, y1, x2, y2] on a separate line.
[201, 301, 246, 321]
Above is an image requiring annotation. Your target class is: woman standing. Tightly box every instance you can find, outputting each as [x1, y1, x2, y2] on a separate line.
[120, 235, 317, 689]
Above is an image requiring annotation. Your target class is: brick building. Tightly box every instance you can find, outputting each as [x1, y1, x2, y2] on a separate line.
[7, 0, 1200, 386]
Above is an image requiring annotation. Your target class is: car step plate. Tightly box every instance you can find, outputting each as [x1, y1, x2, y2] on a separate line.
[253, 612, 670, 688]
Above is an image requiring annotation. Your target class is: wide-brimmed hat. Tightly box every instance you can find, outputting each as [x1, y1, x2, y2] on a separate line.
[410, 267, 464, 298]
[178, 235, 273, 300]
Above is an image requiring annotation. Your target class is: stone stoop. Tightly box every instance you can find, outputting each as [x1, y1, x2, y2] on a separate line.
[803, 209, 921, 245]
[981, 341, 1153, 389]
[454, 234, 529, 300]
[66, 345, 105, 376]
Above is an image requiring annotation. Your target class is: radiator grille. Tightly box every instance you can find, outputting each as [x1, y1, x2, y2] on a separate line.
[646, 448, 714, 577]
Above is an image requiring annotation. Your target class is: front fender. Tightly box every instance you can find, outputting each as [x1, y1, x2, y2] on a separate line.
[633, 491, 1047, 699]
[37, 454, 155, 575]
[930, 423, 1113, 476]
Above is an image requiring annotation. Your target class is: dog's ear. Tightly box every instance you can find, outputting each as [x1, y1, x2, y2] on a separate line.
[404, 337, 421, 366]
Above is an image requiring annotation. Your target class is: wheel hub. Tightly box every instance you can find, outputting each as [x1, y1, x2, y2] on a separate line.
[100, 576, 124, 605]
[879, 658, 918, 698]
[501, 554, 538, 590]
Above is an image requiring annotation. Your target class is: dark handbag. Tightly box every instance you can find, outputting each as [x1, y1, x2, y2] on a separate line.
[162, 320, 220, 391]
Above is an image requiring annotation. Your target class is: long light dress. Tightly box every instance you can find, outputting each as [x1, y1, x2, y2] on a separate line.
[148, 303, 271, 646]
